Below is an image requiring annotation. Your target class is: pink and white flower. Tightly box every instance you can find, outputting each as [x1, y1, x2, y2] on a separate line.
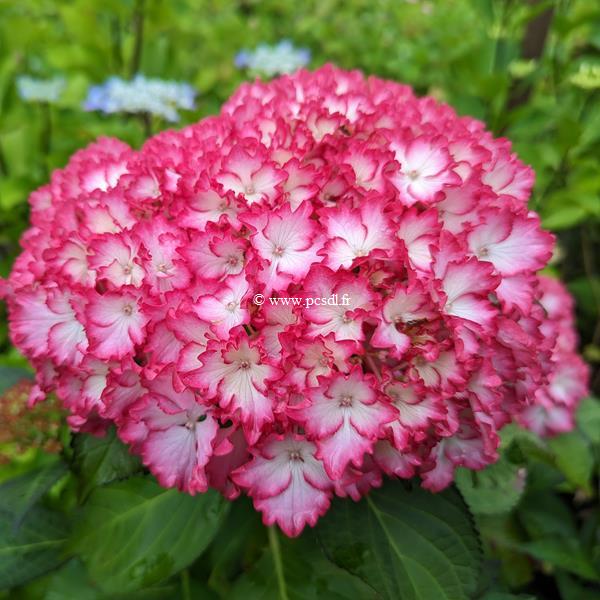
[302, 266, 374, 342]
[130, 369, 219, 494]
[181, 228, 247, 280]
[217, 144, 286, 205]
[468, 208, 553, 276]
[233, 435, 332, 537]
[242, 202, 323, 293]
[371, 281, 435, 358]
[184, 336, 281, 432]
[86, 288, 149, 359]
[389, 134, 461, 205]
[194, 275, 250, 338]
[320, 200, 394, 269]
[295, 369, 397, 479]
[89, 232, 144, 287]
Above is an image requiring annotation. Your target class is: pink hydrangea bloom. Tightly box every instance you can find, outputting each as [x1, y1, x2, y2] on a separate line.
[1, 65, 588, 537]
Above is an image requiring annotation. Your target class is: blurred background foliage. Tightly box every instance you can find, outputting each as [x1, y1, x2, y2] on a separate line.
[0, 0, 599, 598]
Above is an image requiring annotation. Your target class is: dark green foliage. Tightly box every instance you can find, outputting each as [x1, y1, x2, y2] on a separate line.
[0, 463, 70, 589]
[70, 476, 229, 594]
[72, 426, 143, 499]
[317, 483, 481, 599]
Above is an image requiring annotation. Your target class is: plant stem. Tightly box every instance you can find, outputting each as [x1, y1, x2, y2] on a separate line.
[506, 0, 555, 112]
[180, 568, 191, 600]
[130, 0, 145, 77]
[110, 16, 123, 73]
[140, 111, 152, 138]
[581, 226, 600, 347]
[40, 102, 52, 176]
[268, 526, 289, 600]
[0, 137, 8, 177]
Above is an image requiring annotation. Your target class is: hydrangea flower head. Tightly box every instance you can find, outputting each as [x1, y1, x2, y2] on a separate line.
[2, 66, 588, 537]
[17, 76, 65, 104]
[235, 40, 310, 76]
[84, 75, 196, 122]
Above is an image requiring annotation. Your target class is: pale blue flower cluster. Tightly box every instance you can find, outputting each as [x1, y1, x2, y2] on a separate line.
[235, 40, 310, 76]
[16, 76, 65, 104]
[84, 75, 196, 122]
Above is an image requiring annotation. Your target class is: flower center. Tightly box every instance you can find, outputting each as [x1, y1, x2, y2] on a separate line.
[407, 169, 420, 180]
[289, 449, 304, 461]
[226, 301, 238, 312]
[339, 394, 353, 407]
[272, 245, 285, 257]
[245, 184, 255, 195]
[185, 414, 207, 429]
[239, 360, 251, 370]
[122, 303, 133, 316]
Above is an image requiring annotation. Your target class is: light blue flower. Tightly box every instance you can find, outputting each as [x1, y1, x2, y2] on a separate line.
[16, 76, 65, 104]
[83, 75, 197, 122]
[235, 40, 310, 77]
[234, 50, 251, 69]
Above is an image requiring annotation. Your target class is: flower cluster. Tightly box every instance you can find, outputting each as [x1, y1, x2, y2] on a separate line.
[235, 40, 310, 76]
[16, 76, 65, 104]
[84, 75, 196, 122]
[2, 66, 588, 536]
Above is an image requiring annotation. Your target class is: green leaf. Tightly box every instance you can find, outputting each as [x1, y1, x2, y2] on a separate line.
[39, 559, 103, 600]
[0, 504, 70, 590]
[71, 475, 229, 594]
[556, 570, 600, 600]
[0, 460, 68, 533]
[475, 514, 534, 588]
[522, 462, 564, 494]
[576, 397, 600, 444]
[518, 538, 600, 581]
[548, 431, 594, 492]
[518, 492, 577, 539]
[499, 424, 547, 453]
[499, 425, 554, 467]
[455, 458, 526, 515]
[542, 205, 587, 230]
[317, 482, 481, 600]
[569, 278, 600, 320]
[0, 177, 31, 211]
[207, 497, 266, 595]
[230, 529, 377, 600]
[72, 427, 142, 499]
[39, 558, 181, 600]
